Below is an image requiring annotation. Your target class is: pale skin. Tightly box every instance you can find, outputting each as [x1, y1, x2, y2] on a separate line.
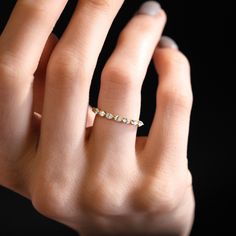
[0, 0, 194, 235]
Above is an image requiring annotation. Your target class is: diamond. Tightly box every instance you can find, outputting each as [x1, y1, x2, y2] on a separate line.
[92, 107, 143, 127]
[122, 118, 129, 124]
[114, 115, 122, 122]
[106, 113, 113, 119]
[138, 121, 144, 127]
[131, 120, 139, 126]
[99, 111, 106, 117]
[92, 107, 99, 114]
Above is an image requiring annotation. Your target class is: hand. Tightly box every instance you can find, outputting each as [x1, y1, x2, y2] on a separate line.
[0, 1, 194, 235]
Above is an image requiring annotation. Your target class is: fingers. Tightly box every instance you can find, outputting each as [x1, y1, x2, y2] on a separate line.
[144, 36, 193, 174]
[91, 2, 166, 158]
[0, 1, 68, 160]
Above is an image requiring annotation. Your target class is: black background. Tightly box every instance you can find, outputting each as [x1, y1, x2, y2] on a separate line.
[0, 0, 234, 235]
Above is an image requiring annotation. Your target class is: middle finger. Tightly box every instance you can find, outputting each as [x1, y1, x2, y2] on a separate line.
[37, 0, 124, 170]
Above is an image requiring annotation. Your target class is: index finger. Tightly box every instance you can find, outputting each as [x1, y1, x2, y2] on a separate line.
[0, 0, 68, 75]
[0, 0, 68, 164]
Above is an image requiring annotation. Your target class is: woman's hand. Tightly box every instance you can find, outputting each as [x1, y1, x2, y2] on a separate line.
[0, 1, 194, 235]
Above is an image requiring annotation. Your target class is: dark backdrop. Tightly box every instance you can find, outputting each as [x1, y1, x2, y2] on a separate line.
[0, 0, 234, 235]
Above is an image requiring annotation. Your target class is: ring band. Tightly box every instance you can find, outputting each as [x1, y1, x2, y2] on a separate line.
[92, 107, 144, 128]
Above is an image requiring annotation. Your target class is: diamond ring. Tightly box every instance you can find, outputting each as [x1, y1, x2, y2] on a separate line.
[92, 107, 144, 128]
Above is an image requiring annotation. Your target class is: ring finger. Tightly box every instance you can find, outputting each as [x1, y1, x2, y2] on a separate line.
[91, 1, 166, 162]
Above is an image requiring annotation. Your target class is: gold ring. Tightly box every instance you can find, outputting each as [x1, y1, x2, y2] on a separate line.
[92, 107, 144, 128]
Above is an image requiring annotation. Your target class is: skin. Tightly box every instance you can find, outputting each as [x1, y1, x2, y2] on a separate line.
[0, 0, 194, 235]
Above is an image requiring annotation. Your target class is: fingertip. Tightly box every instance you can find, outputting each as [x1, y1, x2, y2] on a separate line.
[157, 36, 179, 50]
[137, 1, 162, 16]
[154, 38, 190, 75]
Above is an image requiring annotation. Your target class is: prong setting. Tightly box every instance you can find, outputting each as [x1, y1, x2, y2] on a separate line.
[92, 107, 144, 128]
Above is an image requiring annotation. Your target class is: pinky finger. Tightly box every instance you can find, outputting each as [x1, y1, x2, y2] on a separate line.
[145, 36, 193, 172]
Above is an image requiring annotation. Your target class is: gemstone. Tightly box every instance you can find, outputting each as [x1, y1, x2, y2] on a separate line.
[131, 120, 139, 126]
[99, 111, 106, 117]
[92, 108, 99, 114]
[114, 115, 122, 122]
[106, 113, 113, 119]
[122, 118, 129, 124]
[138, 121, 144, 127]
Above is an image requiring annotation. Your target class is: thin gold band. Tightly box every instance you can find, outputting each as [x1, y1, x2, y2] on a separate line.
[92, 107, 144, 128]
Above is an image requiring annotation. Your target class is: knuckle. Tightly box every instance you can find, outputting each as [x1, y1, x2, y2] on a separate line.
[158, 87, 193, 112]
[134, 180, 180, 213]
[102, 63, 141, 90]
[81, 181, 125, 215]
[47, 51, 86, 88]
[31, 183, 73, 219]
[85, 0, 111, 8]
[49, 50, 79, 74]
[155, 189, 179, 213]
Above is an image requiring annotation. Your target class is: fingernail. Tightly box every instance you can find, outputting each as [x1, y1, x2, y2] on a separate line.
[137, 1, 161, 16]
[158, 36, 179, 50]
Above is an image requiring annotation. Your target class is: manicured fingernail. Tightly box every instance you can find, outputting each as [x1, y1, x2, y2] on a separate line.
[158, 36, 179, 50]
[137, 1, 161, 16]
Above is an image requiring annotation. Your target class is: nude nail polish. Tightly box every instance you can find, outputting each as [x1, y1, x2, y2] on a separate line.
[158, 36, 179, 50]
[137, 1, 161, 16]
